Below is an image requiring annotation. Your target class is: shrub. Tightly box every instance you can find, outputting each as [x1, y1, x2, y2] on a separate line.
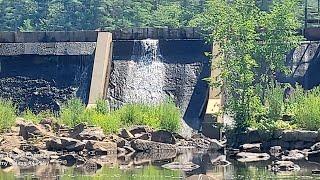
[59, 98, 88, 127]
[290, 87, 320, 130]
[95, 99, 110, 115]
[0, 99, 17, 131]
[157, 100, 181, 132]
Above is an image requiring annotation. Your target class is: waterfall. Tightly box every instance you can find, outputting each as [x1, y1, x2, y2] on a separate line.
[123, 39, 166, 104]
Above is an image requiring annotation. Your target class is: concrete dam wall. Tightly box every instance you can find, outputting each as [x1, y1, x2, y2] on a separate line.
[109, 39, 211, 130]
[1, 28, 320, 133]
[0, 29, 211, 132]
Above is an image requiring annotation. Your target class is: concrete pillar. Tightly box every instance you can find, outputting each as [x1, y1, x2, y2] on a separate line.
[202, 42, 224, 139]
[87, 32, 113, 107]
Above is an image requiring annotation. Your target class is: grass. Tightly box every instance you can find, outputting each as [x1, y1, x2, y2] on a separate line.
[0, 99, 17, 131]
[58, 98, 181, 134]
[289, 87, 320, 130]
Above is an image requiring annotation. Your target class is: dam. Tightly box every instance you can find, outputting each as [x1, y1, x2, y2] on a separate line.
[0, 28, 213, 135]
[1, 27, 320, 134]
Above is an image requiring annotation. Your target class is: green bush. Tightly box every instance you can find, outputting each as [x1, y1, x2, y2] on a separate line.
[157, 100, 181, 132]
[59, 98, 89, 127]
[290, 87, 320, 130]
[0, 99, 17, 131]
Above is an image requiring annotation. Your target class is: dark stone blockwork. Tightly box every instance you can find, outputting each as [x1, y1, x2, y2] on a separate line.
[0, 55, 94, 112]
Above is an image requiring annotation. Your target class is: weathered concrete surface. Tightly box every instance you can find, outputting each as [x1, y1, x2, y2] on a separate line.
[0, 42, 96, 56]
[88, 32, 113, 106]
[279, 41, 320, 89]
[108, 40, 211, 133]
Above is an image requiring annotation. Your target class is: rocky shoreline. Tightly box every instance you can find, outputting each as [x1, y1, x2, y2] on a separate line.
[2, 118, 320, 175]
[0, 118, 226, 172]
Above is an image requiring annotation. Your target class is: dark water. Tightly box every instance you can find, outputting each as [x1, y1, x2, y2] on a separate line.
[1, 151, 320, 180]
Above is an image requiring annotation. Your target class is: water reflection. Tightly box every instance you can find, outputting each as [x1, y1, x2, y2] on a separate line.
[1, 150, 320, 179]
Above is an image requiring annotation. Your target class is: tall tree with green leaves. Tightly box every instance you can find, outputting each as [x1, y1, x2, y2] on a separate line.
[190, 0, 303, 131]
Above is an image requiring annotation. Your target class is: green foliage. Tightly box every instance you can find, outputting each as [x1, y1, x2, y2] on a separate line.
[0, 0, 205, 31]
[191, 0, 303, 131]
[21, 109, 56, 124]
[58, 98, 181, 134]
[94, 99, 110, 115]
[289, 87, 320, 130]
[59, 98, 88, 127]
[0, 99, 17, 131]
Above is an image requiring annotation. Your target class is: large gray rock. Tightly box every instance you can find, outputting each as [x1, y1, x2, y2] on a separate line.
[281, 150, 306, 161]
[131, 139, 176, 152]
[270, 146, 282, 157]
[18, 121, 53, 140]
[151, 130, 176, 144]
[282, 130, 318, 142]
[209, 139, 225, 151]
[162, 162, 200, 171]
[46, 137, 85, 152]
[119, 128, 134, 139]
[85, 140, 117, 155]
[240, 143, 261, 153]
[129, 126, 152, 136]
[268, 161, 300, 172]
[236, 152, 270, 162]
[311, 142, 320, 151]
[70, 123, 105, 141]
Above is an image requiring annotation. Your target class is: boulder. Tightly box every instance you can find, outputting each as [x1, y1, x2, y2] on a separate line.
[268, 161, 300, 172]
[46, 137, 85, 152]
[85, 140, 117, 155]
[151, 130, 176, 144]
[123, 146, 135, 155]
[270, 146, 282, 157]
[281, 150, 306, 161]
[209, 139, 225, 151]
[129, 126, 151, 136]
[18, 122, 53, 140]
[311, 142, 320, 151]
[240, 143, 261, 153]
[135, 133, 151, 140]
[209, 154, 231, 166]
[162, 162, 200, 171]
[236, 152, 270, 162]
[282, 130, 318, 142]
[0, 135, 24, 152]
[131, 139, 176, 152]
[119, 128, 134, 139]
[70, 124, 105, 141]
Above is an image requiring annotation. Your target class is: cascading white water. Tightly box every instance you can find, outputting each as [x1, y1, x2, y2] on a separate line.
[123, 39, 166, 104]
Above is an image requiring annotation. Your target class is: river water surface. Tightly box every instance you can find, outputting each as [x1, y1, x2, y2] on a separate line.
[1, 150, 320, 180]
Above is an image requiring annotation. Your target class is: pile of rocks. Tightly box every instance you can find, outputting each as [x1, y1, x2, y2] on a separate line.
[0, 118, 226, 171]
[233, 140, 320, 172]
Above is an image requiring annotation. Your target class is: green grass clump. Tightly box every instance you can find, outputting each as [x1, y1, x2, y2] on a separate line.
[59, 98, 89, 127]
[289, 87, 320, 130]
[0, 99, 17, 131]
[58, 98, 181, 134]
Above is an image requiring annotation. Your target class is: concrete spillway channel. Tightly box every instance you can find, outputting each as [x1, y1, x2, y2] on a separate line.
[0, 29, 223, 137]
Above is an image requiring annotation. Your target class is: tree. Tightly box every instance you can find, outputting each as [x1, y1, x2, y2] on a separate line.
[190, 0, 303, 131]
